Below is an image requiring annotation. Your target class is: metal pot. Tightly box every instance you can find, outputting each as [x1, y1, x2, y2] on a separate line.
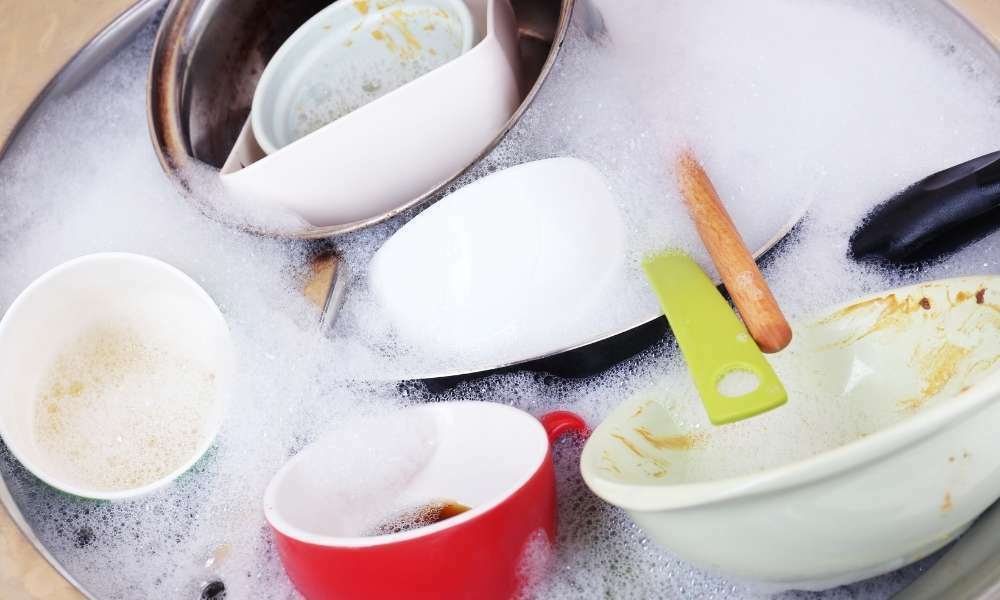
[147, 0, 601, 238]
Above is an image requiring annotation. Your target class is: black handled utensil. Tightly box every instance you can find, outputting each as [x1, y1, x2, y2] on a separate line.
[850, 150, 1000, 266]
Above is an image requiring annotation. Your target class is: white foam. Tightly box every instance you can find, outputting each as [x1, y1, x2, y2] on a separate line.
[0, 0, 997, 598]
[33, 322, 215, 492]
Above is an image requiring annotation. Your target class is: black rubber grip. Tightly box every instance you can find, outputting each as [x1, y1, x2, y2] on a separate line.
[849, 150, 1000, 266]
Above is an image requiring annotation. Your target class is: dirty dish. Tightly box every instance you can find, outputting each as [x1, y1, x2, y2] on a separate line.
[368, 157, 627, 365]
[263, 401, 587, 599]
[581, 277, 1000, 591]
[219, 0, 522, 227]
[250, 0, 475, 154]
[643, 252, 785, 425]
[0, 253, 233, 501]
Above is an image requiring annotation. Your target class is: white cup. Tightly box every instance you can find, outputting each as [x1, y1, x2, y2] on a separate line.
[0, 253, 233, 500]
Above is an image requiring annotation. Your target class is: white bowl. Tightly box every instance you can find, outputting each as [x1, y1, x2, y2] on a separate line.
[368, 157, 627, 365]
[220, 0, 522, 228]
[250, 0, 475, 155]
[581, 276, 1000, 591]
[0, 253, 233, 500]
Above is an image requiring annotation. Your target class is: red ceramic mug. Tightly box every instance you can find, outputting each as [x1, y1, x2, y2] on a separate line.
[263, 401, 588, 599]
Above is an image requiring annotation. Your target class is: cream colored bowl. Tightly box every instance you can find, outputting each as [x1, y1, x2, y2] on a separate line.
[581, 277, 1000, 591]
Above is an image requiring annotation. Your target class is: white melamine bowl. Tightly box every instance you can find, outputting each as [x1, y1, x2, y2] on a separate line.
[582, 276, 1000, 591]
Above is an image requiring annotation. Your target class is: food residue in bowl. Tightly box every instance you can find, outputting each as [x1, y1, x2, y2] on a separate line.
[32, 323, 216, 492]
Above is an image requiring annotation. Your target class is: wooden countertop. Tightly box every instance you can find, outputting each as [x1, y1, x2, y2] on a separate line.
[0, 1, 997, 598]
[1, 3, 139, 597]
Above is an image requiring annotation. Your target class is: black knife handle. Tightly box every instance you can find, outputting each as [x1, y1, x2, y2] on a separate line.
[849, 150, 1000, 266]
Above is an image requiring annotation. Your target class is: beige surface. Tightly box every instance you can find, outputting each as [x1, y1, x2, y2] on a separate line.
[0, 0, 136, 151]
[958, 0, 1000, 44]
[0, 1, 997, 599]
[1, 3, 138, 598]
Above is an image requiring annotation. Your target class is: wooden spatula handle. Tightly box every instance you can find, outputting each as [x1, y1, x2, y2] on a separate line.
[675, 150, 793, 353]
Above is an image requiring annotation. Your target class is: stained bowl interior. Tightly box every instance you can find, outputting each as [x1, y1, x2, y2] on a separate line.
[583, 277, 1000, 496]
[0, 253, 233, 500]
[250, 0, 475, 154]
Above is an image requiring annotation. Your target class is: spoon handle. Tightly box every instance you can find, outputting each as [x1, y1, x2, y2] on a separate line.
[676, 150, 793, 353]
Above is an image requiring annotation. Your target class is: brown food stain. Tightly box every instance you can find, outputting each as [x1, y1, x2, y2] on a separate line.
[821, 293, 928, 347]
[634, 427, 706, 451]
[919, 297, 931, 310]
[919, 343, 971, 397]
[610, 434, 670, 478]
[599, 451, 622, 475]
[898, 342, 971, 412]
[611, 433, 643, 458]
[941, 492, 952, 513]
[977, 289, 987, 304]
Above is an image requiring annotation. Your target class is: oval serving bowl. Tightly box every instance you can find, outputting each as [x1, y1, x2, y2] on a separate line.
[582, 277, 1000, 591]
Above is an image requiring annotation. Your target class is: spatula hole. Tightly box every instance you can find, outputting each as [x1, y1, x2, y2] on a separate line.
[717, 370, 760, 397]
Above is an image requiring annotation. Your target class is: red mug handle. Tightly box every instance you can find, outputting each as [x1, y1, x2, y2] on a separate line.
[539, 411, 590, 443]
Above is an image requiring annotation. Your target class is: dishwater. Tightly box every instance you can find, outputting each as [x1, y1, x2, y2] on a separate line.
[0, 0, 998, 598]
[33, 323, 214, 492]
[364, 500, 471, 536]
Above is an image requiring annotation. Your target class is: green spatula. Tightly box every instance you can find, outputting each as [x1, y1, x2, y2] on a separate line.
[644, 251, 786, 425]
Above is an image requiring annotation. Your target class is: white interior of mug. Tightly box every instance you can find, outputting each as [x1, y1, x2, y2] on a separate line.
[0, 253, 233, 500]
[264, 401, 549, 547]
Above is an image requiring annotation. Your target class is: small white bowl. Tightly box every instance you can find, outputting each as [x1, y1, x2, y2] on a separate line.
[581, 277, 1000, 591]
[0, 254, 233, 501]
[221, 0, 523, 228]
[250, 0, 475, 155]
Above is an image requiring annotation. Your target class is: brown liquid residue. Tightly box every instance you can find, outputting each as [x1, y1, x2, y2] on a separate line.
[941, 492, 952, 513]
[367, 500, 470, 536]
[919, 297, 931, 310]
[633, 427, 706, 451]
[977, 288, 987, 304]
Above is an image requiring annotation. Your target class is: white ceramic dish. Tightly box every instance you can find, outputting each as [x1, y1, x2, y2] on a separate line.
[368, 157, 627, 363]
[250, 0, 474, 154]
[0, 253, 233, 500]
[220, 0, 522, 228]
[581, 277, 1000, 591]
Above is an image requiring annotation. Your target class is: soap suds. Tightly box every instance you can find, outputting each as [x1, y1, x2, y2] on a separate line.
[0, 0, 997, 598]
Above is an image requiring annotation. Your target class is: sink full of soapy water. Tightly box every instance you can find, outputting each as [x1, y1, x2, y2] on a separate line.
[0, 0, 999, 597]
